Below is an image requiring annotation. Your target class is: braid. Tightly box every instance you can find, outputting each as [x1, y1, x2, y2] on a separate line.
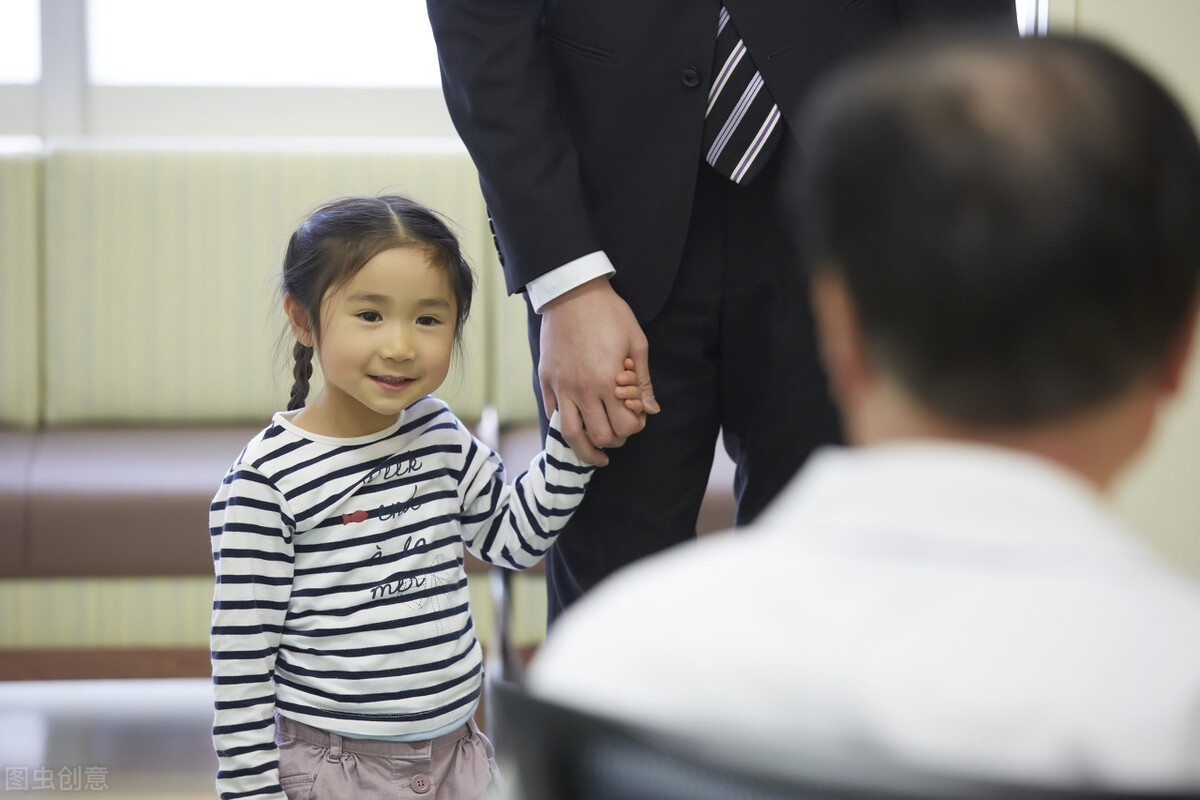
[288, 341, 314, 411]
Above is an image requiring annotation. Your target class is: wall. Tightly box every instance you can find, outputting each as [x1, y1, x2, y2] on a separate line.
[1050, 0, 1200, 577]
[0, 144, 40, 427]
[0, 140, 543, 429]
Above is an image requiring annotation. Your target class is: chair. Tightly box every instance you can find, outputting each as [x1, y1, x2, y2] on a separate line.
[489, 681, 839, 800]
[488, 682, 1200, 800]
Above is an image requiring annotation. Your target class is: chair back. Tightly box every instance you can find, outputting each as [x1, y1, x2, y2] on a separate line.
[489, 682, 1199, 800]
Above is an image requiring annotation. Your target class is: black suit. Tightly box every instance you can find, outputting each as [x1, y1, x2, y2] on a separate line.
[428, 0, 1015, 619]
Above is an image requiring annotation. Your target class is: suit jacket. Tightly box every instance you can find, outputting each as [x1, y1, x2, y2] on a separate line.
[428, 0, 1015, 323]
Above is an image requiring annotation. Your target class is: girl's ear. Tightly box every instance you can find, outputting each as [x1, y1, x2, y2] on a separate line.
[284, 294, 316, 348]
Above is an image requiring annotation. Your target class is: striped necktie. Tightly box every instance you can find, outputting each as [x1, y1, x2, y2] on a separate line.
[702, 5, 783, 185]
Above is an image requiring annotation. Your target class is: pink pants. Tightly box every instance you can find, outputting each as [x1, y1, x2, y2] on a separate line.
[276, 713, 502, 800]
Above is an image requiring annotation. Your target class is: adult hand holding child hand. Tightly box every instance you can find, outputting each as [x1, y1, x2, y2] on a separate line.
[539, 277, 660, 467]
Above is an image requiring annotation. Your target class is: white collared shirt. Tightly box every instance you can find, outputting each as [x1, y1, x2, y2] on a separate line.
[524, 251, 615, 312]
[531, 442, 1200, 792]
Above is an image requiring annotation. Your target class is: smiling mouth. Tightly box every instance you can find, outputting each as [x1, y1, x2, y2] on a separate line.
[372, 376, 414, 390]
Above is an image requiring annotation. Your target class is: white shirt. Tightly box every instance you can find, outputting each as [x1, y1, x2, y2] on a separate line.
[524, 252, 615, 312]
[530, 442, 1200, 792]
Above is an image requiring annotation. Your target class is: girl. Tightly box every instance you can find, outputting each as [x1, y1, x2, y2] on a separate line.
[210, 195, 640, 800]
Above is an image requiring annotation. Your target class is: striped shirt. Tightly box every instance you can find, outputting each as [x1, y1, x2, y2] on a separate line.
[209, 396, 593, 800]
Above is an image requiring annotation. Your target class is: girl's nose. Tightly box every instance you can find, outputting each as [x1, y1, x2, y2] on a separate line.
[381, 326, 415, 361]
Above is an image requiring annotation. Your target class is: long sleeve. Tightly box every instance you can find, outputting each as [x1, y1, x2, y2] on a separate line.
[210, 463, 295, 800]
[425, 0, 603, 292]
[458, 409, 595, 569]
[206, 401, 595, 792]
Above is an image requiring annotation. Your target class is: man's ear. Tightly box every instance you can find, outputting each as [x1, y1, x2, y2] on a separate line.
[1159, 296, 1200, 398]
[810, 269, 871, 411]
[284, 294, 316, 348]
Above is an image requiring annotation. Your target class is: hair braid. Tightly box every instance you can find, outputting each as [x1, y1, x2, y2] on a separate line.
[288, 341, 314, 411]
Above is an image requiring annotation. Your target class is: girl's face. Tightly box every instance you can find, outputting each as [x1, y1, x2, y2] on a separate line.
[289, 246, 457, 438]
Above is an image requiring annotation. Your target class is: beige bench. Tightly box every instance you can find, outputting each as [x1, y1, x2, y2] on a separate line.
[0, 424, 734, 581]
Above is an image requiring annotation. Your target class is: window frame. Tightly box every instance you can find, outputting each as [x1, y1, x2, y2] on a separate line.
[2, 0, 456, 139]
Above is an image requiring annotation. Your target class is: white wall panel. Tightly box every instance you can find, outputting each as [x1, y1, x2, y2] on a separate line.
[40, 140, 499, 424]
[0, 149, 41, 426]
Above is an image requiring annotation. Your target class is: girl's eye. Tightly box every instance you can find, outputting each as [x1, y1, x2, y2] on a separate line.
[358, 311, 382, 323]
[416, 315, 441, 326]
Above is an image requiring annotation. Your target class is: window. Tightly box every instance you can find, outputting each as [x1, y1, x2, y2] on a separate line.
[0, 0, 40, 137]
[0, 0, 40, 84]
[88, 0, 441, 87]
[1016, 0, 1048, 37]
[1, 0, 451, 138]
[82, 0, 451, 137]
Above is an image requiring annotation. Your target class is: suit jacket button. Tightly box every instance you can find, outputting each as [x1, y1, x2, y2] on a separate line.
[681, 66, 701, 88]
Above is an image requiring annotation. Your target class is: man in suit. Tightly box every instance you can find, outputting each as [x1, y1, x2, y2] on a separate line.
[426, 1, 1016, 620]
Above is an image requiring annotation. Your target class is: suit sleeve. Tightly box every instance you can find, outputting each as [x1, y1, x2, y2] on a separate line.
[426, 0, 604, 293]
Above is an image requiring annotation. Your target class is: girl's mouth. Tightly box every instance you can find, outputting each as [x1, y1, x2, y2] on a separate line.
[372, 375, 414, 391]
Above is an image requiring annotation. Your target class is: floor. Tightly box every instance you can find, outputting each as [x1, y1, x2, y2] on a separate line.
[0, 679, 216, 799]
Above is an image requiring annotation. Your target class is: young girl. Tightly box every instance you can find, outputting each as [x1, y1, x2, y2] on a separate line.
[210, 195, 641, 800]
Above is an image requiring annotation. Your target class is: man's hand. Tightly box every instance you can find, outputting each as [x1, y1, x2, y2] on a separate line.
[539, 277, 660, 466]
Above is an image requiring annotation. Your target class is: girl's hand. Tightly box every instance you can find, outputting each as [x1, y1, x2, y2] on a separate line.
[615, 358, 647, 416]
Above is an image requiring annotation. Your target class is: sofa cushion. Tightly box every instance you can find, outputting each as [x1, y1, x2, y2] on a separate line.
[25, 427, 258, 577]
[0, 431, 36, 576]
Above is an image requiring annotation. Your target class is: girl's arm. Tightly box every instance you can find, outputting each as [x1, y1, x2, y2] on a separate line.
[209, 465, 295, 800]
[457, 408, 596, 570]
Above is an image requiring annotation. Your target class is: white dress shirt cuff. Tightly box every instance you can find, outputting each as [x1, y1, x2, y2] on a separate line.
[525, 252, 616, 313]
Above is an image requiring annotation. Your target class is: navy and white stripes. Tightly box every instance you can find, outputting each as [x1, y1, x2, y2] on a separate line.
[703, 5, 783, 184]
[209, 397, 593, 800]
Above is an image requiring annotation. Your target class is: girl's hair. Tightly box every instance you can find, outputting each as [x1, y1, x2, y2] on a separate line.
[283, 194, 475, 411]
